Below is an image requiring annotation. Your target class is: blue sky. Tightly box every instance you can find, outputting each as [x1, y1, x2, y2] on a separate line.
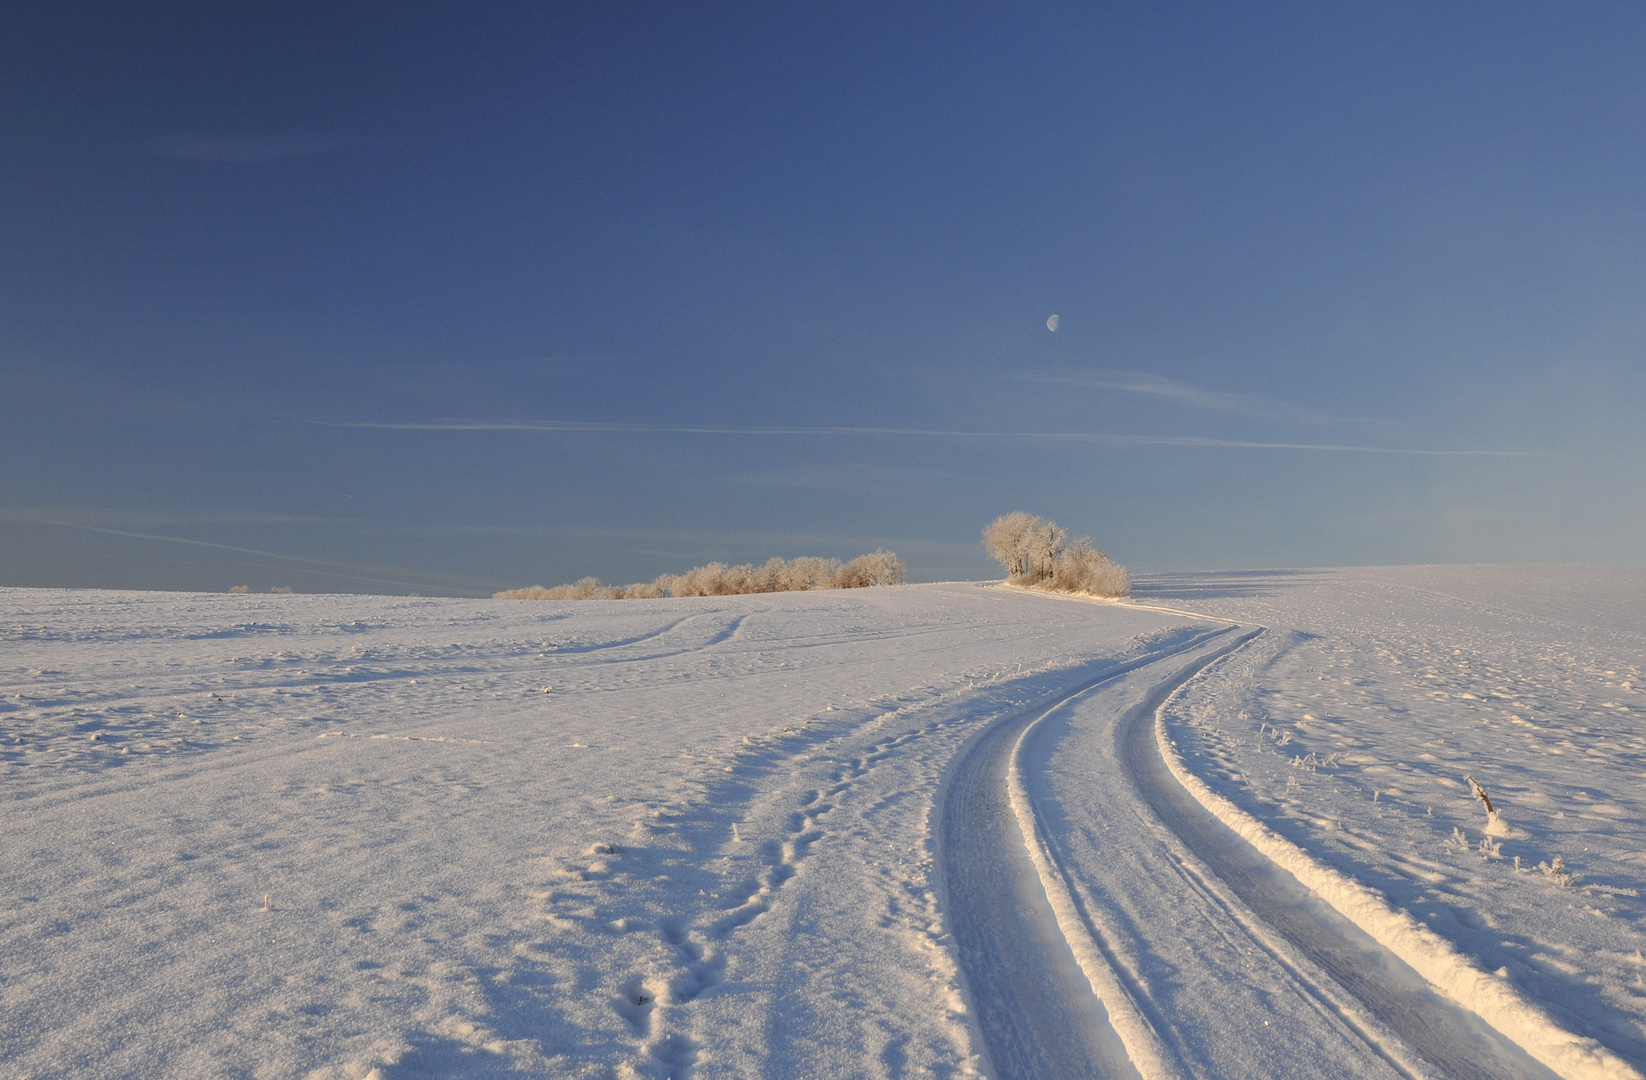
[2, 3, 1642, 594]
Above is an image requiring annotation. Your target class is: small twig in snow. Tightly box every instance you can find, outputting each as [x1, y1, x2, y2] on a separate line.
[1466, 775, 1494, 814]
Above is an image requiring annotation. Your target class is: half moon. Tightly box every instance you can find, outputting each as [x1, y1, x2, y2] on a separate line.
[1046, 314, 1060, 332]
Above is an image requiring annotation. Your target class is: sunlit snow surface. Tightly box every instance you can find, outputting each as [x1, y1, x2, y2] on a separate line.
[0, 584, 1189, 1078]
[1149, 566, 1646, 1069]
[1, 570, 1642, 1078]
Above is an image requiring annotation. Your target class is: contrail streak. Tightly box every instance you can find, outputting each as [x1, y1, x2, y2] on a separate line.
[305, 419, 1540, 457]
[19, 521, 494, 594]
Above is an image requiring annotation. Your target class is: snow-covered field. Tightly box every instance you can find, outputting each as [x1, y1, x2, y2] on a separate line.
[1, 569, 1642, 1078]
[1150, 566, 1646, 1077]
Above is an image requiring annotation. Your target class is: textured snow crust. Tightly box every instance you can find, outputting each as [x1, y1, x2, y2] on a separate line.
[1145, 566, 1646, 1075]
[4, 568, 1643, 1079]
[0, 583, 1189, 1078]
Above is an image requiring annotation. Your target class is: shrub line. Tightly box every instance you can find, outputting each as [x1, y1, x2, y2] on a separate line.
[494, 550, 906, 601]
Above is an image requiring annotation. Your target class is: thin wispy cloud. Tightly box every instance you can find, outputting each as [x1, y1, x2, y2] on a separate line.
[306, 418, 1539, 457]
[1029, 372, 1348, 425]
[149, 133, 359, 163]
[8, 515, 497, 593]
[0, 509, 926, 552]
[0, 507, 349, 529]
[732, 461, 962, 490]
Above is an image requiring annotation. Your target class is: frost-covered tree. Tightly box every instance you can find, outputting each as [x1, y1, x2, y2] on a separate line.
[983, 512, 1066, 582]
[983, 513, 1129, 597]
[1026, 518, 1067, 583]
[835, 550, 907, 588]
[982, 511, 1042, 578]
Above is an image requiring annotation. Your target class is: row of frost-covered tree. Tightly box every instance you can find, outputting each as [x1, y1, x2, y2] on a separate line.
[495, 513, 1127, 602]
[495, 550, 906, 600]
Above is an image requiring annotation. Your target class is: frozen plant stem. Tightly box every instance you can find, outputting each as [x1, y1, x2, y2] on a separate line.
[1539, 857, 1575, 887]
[1466, 774, 1511, 837]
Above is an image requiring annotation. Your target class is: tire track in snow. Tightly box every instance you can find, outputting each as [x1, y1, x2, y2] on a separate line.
[537, 611, 714, 656]
[11, 610, 757, 813]
[938, 628, 1236, 1080]
[1138, 637, 1615, 1079]
[598, 631, 1220, 1078]
[992, 625, 1565, 1079]
[1012, 631, 1432, 1079]
[548, 609, 755, 666]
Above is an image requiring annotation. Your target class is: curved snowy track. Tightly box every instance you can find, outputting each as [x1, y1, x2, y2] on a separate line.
[944, 627, 1560, 1080]
[1116, 635, 1558, 1079]
[938, 630, 1232, 1080]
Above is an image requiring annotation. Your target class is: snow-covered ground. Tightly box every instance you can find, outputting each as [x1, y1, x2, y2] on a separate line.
[1, 568, 1642, 1078]
[1144, 566, 1646, 1076]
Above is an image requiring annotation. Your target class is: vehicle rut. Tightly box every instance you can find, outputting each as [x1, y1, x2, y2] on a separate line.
[937, 630, 1232, 1080]
[1118, 634, 1560, 1080]
[946, 624, 1565, 1080]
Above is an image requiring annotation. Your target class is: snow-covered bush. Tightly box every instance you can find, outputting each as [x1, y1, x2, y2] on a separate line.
[666, 562, 734, 597]
[496, 551, 905, 601]
[784, 556, 838, 591]
[835, 550, 907, 588]
[495, 578, 606, 601]
[982, 513, 1129, 598]
[1046, 537, 1131, 597]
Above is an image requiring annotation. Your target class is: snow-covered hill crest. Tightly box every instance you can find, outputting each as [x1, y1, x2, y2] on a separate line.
[2, 568, 1641, 1078]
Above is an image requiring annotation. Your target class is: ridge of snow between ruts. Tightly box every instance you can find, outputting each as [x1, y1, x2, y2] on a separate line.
[1007, 701, 1183, 1080]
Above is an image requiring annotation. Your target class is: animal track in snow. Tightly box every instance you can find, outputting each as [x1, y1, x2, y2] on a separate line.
[601, 782, 843, 1077]
[708, 799, 828, 938]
